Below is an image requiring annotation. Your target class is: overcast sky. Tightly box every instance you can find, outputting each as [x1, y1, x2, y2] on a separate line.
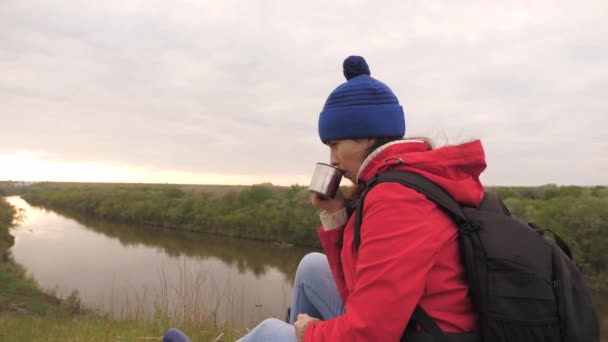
[1, 0, 606, 186]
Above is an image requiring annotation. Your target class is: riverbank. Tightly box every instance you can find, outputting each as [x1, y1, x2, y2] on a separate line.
[0, 198, 58, 316]
[0, 197, 245, 341]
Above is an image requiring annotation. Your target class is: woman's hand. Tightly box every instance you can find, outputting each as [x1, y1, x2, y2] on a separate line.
[309, 190, 346, 214]
[294, 313, 320, 342]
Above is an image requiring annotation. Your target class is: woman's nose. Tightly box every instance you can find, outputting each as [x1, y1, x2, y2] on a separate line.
[329, 150, 339, 166]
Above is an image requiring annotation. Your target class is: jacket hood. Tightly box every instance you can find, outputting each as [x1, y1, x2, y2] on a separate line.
[357, 139, 487, 207]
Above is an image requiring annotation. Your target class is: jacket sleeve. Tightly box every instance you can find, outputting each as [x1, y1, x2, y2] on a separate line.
[317, 225, 349, 303]
[305, 182, 455, 341]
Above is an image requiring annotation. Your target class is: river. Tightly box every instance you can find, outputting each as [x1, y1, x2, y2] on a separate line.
[6, 196, 310, 327]
[5, 196, 607, 337]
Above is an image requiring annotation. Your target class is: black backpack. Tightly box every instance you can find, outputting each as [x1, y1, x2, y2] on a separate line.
[354, 170, 600, 342]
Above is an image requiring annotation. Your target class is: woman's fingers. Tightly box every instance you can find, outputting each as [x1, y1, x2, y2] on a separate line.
[309, 191, 346, 213]
[294, 314, 320, 342]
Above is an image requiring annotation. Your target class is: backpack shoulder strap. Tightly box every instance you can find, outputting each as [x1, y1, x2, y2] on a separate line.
[354, 170, 470, 250]
[354, 169, 470, 341]
[478, 191, 511, 215]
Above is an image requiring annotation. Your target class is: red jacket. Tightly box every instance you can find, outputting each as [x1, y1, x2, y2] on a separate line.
[305, 140, 485, 341]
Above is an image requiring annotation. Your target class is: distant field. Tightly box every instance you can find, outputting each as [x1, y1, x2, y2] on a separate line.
[0, 180, 287, 197]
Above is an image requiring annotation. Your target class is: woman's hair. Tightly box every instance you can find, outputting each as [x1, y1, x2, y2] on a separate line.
[366, 136, 402, 156]
[366, 136, 435, 158]
[343, 136, 434, 216]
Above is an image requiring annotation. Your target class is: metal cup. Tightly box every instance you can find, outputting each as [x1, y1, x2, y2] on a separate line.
[308, 163, 343, 199]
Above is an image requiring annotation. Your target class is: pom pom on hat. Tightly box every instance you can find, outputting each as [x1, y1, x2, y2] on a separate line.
[318, 56, 406, 143]
[343, 55, 371, 80]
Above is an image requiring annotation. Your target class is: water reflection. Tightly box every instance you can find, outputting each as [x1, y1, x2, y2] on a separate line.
[45, 205, 311, 282]
[6, 196, 313, 326]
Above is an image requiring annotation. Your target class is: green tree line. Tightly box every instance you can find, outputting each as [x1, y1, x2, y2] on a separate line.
[0, 197, 17, 262]
[10, 183, 608, 279]
[20, 183, 322, 248]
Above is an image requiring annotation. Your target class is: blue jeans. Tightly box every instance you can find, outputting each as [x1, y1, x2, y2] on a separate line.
[163, 252, 345, 342]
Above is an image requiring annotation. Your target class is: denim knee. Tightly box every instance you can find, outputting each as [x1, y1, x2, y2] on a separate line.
[295, 252, 326, 280]
[261, 317, 284, 326]
[237, 318, 296, 342]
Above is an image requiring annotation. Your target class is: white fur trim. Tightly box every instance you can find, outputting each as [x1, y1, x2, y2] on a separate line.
[356, 140, 424, 182]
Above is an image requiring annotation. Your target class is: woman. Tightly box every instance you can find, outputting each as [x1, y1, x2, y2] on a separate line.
[164, 56, 483, 341]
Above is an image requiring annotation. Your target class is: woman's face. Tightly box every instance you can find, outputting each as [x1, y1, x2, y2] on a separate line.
[327, 138, 375, 183]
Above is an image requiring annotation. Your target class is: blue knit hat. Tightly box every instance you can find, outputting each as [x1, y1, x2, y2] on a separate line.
[318, 56, 405, 143]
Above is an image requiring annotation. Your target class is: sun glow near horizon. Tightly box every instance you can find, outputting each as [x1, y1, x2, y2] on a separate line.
[0, 151, 310, 186]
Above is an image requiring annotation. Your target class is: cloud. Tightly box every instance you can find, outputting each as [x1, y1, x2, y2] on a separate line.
[0, 0, 606, 185]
